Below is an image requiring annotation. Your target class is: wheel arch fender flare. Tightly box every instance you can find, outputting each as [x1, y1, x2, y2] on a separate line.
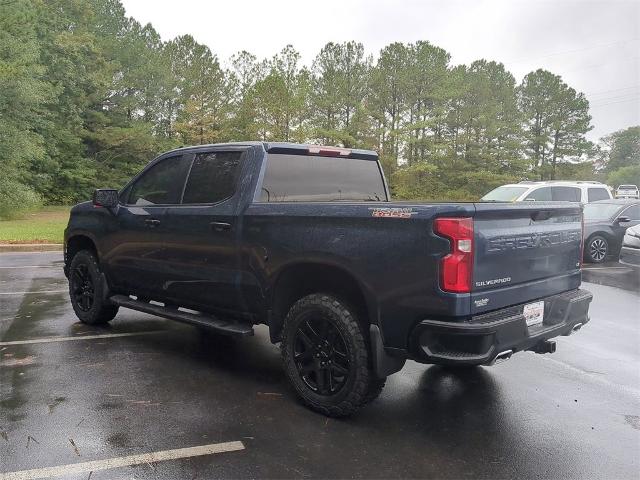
[64, 231, 101, 275]
[267, 260, 379, 343]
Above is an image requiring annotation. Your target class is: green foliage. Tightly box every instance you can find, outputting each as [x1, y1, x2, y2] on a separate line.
[602, 126, 640, 173]
[608, 165, 640, 188]
[518, 69, 593, 180]
[391, 163, 520, 201]
[554, 161, 600, 182]
[0, 0, 50, 181]
[310, 41, 370, 147]
[0, 0, 614, 205]
[0, 178, 42, 220]
[598, 126, 640, 188]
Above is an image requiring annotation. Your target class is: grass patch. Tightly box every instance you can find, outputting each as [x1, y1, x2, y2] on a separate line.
[0, 206, 70, 244]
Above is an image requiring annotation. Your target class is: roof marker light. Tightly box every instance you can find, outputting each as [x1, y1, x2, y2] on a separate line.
[308, 146, 351, 157]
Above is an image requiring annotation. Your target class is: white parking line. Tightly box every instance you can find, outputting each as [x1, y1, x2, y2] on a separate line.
[0, 440, 245, 480]
[583, 267, 630, 270]
[0, 290, 67, 296]
[0, 251, 61, 254]
[0, 331, 163, 346]
[0, 265, 58, 269]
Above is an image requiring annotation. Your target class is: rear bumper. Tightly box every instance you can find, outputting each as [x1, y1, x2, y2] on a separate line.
[620, 246, 640, 267]
[409, 288, 593, 366]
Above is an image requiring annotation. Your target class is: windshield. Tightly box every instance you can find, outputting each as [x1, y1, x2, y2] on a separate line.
[583, 203, 622, 221]
[481, 186, 528, 201]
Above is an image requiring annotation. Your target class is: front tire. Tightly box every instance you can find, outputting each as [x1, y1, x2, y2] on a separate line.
[281, 293, 385, 417]
[68, 250, 119, 325]
[585, 235, 609, 263]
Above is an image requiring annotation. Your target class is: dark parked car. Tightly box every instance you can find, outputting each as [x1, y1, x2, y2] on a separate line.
[64, 142, 592, 417]
[583, 199, 640, 263]
[620, 224, 640, 267]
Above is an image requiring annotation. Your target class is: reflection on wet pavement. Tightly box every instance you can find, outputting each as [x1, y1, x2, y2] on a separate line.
[1, 252, 639, 479]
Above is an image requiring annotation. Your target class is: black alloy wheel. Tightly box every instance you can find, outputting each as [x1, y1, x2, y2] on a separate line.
[281, 293, 386, 417]
[293, 317, 350, 396]
[71, 263, 95, 312]
[68, 250, 119, 325]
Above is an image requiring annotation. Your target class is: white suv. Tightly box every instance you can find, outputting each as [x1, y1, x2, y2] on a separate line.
[481, 181, 613, 203]
[615, 184, 639, 199]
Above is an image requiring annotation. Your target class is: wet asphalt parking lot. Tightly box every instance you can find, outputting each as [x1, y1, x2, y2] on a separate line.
[1, 252, 639, 479]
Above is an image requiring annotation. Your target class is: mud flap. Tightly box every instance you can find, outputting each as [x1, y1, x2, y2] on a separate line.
[370, 324, 405, 378]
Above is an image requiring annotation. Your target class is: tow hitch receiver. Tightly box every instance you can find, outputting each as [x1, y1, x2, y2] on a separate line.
[529, 339, 556, 354]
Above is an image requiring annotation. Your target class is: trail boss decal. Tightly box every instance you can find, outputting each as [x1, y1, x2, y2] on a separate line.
[370, 207, 417, 219]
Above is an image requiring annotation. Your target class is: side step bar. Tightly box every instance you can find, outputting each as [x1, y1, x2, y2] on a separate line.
[110, 295, 254, 336]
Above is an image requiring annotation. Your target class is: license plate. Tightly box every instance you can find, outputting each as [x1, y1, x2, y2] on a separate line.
[523, 301, 544, 327]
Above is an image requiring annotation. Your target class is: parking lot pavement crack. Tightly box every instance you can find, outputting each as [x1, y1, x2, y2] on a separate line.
[68, 438, 81, 457]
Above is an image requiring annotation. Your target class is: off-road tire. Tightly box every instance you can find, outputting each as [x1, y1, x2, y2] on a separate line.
[68, 250, 118, 325]
[281, 293, 385, 417]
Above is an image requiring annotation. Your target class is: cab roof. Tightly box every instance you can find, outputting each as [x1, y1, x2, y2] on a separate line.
[162, 142, 378, 160]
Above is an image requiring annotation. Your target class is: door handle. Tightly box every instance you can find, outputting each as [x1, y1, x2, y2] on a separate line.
[210, 221, 231, 232]
[144, 218, 161, 227]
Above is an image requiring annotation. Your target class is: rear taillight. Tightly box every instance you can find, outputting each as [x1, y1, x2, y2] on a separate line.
[434, 217, 474, 293]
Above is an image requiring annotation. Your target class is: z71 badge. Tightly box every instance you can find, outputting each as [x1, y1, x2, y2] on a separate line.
[370, 207, 416, 219]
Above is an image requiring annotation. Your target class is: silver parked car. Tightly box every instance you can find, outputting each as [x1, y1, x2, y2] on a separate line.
[620, 224, 640, 267]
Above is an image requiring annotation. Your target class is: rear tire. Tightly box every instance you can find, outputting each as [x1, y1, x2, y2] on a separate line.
[281, 293, 385, 417]
[585, 235, 608, 263]
[68, 250, 118, 325]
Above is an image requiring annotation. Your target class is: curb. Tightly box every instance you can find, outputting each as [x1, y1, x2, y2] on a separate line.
[0, 244, 63, 253]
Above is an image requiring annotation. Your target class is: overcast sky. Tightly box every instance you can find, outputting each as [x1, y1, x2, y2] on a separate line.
[121, 0, 639, 141]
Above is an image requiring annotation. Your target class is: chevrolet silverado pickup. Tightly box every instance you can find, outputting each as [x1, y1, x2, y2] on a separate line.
[64, 142, 593, 416]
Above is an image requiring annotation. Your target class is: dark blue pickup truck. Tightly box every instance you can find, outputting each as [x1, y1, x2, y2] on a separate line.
[64, 142, 593, 416]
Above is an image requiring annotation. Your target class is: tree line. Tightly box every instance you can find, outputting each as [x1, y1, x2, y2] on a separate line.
[1, 0, 638, 217]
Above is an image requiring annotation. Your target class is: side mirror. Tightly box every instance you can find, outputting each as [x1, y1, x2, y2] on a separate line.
[617, 216, 631, 223]
[92, 189, 119, 208]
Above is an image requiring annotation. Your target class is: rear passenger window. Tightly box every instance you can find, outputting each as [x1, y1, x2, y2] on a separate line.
[525, 187, 552, 201]
[588, 188, 610, 202]
[260, 154, 386, 202]
[128, 155, 191, 205]
[182, 151, 242, 204]
[552, 187, 581, 202]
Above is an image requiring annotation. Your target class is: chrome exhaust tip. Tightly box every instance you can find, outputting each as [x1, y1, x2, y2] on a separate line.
[489, 349, 513, 366]
[571, 323, 583, 333]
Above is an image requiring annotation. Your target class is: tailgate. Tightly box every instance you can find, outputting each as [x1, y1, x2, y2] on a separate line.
[471, 202, 582, 314]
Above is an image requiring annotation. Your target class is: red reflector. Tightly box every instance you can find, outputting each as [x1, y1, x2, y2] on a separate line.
[308, 146, 351, 157]
[433, 217, 474, 293]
